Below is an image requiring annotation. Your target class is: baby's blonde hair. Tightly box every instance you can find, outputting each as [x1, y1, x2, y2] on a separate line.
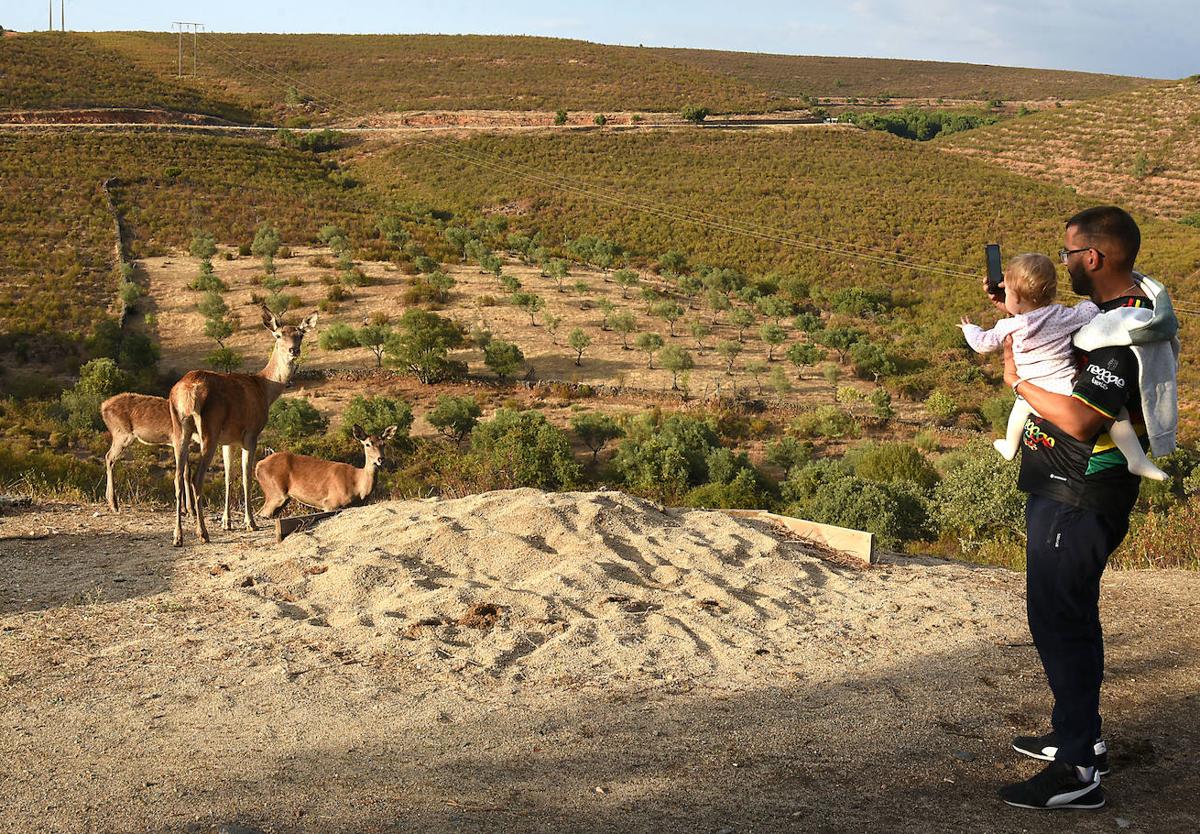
[1005, 253, 1057, 307]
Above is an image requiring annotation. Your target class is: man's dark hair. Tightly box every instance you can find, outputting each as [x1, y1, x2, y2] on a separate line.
[1066, 205, 1140, 269]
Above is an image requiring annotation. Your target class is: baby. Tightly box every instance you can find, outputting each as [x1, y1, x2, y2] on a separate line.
[959, 252, 1166, 480]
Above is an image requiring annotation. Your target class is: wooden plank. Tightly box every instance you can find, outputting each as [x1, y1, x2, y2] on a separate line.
[275, 510, 341, 542]
[724, 509, 875, 565]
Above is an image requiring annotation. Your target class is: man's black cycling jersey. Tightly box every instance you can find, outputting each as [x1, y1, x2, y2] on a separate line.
[1017, 295, 1151, 516]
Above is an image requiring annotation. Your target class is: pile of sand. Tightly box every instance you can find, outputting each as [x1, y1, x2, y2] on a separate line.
[222, 488, 1027, 686]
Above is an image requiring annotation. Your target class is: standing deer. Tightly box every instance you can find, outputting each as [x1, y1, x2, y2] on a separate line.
[169, 306, 317, 546]
[100, 392, 219, 516]
[255, 424, 398, 516]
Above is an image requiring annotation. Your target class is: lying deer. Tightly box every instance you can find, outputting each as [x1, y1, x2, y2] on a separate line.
[169, 305, 317, 546]
[100, 392, 223, 516]
[256, 424, 397, 516]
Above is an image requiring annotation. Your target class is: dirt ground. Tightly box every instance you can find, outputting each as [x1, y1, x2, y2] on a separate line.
[2, 495, 1199, 834]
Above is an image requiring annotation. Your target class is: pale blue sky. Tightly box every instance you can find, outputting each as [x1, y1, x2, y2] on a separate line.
[7, 1, 1196, 79]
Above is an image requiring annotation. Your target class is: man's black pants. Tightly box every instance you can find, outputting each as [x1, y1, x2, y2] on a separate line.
[1025, 494, 1131, 767]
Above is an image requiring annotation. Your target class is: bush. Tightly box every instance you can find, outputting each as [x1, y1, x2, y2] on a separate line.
[484, 339, 525, 381]
[932, 440, 1024, 552]
[925, 389, 958, 424]
[980, 393, 1015, 435]
[469, 409, 580, 489]
[266, 398, 329, 446]
[845, 441, 939, 492]
[782, 462, 932, 548]
[318, 321, 358, 351]
[428, 395, 482, 443]
[205, 347, 242, 373]
[189, 272, 228, 292]
[384, 309, 466, 383]
[765, 436, 813, 473]
[340, 395, 414, 440]
[681, 105, 710, 124]
[614, 413, 721, 499]
[789, 405, 858, 439]
[684, 468, 767, 509]
[571, 412, 624, 462]
[554, 109, 568, 126]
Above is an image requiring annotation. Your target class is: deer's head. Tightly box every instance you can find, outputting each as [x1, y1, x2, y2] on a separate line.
[262, 306, 318, 377]
[352, 424, 399, 469]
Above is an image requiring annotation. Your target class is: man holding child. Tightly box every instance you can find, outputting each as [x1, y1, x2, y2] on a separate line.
[984, 206, 1179, 810]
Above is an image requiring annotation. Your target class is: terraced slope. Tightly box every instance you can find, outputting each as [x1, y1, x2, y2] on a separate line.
[939, 78, 1200, 222]
[87, 32, 787, 117]
[0, 32, 255, 122]
[654, 48, 1153, 102]
[0, 132, 382, 358]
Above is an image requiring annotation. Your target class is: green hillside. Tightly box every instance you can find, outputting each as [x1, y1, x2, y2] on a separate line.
[344, 127, 1200, 428]
[940, 78, 1200, 222]
[654, 48, 1153, 101]
[0, 32, 255, 121]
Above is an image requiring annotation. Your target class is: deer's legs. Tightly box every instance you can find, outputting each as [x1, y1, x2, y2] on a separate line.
[191, 438, 218, 544]
[221, 445, 234, 531]
[104, 432, 134, 513]
[258, 494, 290, 519]
[241, 442, 257, 530]
[172, 427, 190, 547]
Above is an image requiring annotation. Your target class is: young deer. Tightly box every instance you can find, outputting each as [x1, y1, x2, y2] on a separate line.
[100, 392, 218, 515]
[169, 306, 317, 546]
[255, 424, 398, 516]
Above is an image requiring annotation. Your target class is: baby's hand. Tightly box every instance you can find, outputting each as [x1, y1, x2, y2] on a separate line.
[958, 315, 974, 329]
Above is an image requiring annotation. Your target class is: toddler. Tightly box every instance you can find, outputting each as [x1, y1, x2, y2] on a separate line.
[959, 252, 1166, 480]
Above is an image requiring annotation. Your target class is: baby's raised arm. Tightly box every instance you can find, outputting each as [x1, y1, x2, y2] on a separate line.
[960, 316, 1022, 354]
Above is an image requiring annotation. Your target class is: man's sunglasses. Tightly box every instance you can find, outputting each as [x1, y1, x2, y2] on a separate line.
[1059, 247, 1105, 263]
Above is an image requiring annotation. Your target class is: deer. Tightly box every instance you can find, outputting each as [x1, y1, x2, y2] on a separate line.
[169, 305, 317, 546]
[99, 392, 227, 517]
[255, 424, 398, 517]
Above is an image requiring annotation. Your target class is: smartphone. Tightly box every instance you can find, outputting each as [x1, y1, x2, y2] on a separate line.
[985, 243, 1004, 302]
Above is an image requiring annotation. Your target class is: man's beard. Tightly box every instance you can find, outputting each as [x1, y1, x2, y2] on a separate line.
[1068, 263, 1094, 296]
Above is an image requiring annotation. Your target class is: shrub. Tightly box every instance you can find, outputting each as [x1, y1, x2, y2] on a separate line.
[932, 440, 1024, 551]
[384, 309, 465, 383]
[849, 341, 897, 381]
[980, 393, 1016, 435]
[189, 272, 228, 292]
[428, 395, 482, 443]
[318, 321, 358, 351]
[469, 409, 580, 489]
[571, 412, 624, 462]
[594, 114, 608, 126]
[782, 461, 932, 548]
[59, 358, 130, 431]
[205, 347, 242, 373]
[789, 405, 858, 439]
[845, 441, 939, 492]
[681, 105, 710, 124]
[266, 398, 329, 446]
[554, 109, 568, 126]
[765, 436, 813, 473]
[484, 339, 525, 381]
[340, 395, 414, 439]
[925, 389, 958, 423]
[684, 468, 767, 510]
[614, 413, 721, 498]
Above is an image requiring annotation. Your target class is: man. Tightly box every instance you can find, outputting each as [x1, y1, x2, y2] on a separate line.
[991, 206, 1178, 810]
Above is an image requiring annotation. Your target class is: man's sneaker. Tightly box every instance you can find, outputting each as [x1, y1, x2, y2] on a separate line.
[999, 760, 1105, 810]
[1012, 732, 1110, 776]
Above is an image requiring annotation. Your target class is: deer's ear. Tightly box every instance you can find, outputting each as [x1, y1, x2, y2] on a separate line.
[352, 424, 367, 441]
[261, 306, 280, 332]
[299, 312, 319, 333]
[381, 425, 398, 441]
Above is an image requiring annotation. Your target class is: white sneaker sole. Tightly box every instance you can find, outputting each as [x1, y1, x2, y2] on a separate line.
[1012, 742, 1111, 775]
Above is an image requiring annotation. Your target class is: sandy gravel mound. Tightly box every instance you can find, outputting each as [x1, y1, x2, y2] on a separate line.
[225, 489, 1027, 685]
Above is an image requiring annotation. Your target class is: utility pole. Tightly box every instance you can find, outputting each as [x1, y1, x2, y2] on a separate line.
[48, 0, 52, 31]
[60, 0, 65, 31]
[173, 22, 204, 78]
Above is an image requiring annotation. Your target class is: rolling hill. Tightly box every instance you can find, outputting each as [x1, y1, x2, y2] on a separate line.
[0, 32, 255, 122]
[939, 77, 1200, 223]
[655, 48, 1154, 102]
